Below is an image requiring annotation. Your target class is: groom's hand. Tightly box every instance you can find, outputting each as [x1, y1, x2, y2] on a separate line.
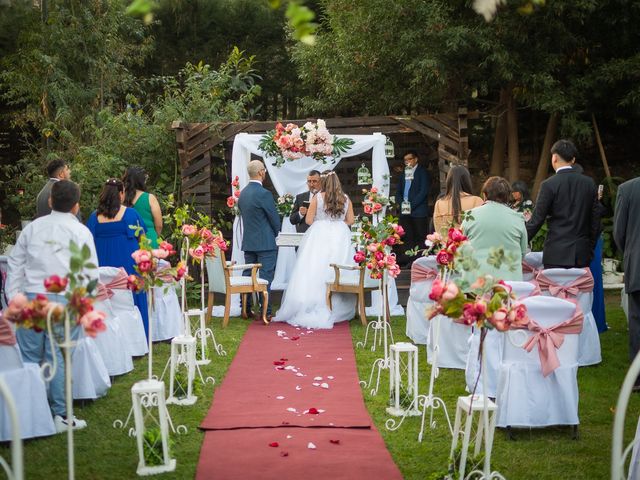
[299, 206, 308, 216]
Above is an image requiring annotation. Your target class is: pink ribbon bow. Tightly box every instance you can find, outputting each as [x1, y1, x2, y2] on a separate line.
[411, 263, 438, 283]
[0, 315, 16, 346]
[96, 268, 130, 300]
[535, 269, 594, 299]
[522, 261, 542, 277]
[522, 307, 584, 377]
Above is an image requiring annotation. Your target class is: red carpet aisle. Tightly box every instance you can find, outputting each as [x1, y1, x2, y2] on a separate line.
[196, 322, 402, 480]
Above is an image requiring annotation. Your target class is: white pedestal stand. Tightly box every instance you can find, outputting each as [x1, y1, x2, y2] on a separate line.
[385, 342, 420, 417]
[166, 335, 197, 405]
[0, 376, 23, 480]
[359, 271, 395, 395]
[449, 329, 504, 480]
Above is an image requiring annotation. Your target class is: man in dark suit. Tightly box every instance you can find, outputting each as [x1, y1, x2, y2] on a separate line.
[614, 175, 640, 385]
[526, 139, 600, 268]
[238, 160, 281, 322]
[36, 159, 71, 218]
[289, 170, 321, 233]
[395, 150, 430, 266]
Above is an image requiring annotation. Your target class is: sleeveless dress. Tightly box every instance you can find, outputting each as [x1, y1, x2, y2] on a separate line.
[133, 191, 159, 248]
[86, 208, 150, 339]
[274, 194, 357, 329]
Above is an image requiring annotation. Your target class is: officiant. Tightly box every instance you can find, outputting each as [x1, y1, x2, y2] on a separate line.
[289, 170, 321, 233]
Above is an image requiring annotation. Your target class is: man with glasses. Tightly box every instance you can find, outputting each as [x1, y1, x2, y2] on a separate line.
[289, 170, 321, 234]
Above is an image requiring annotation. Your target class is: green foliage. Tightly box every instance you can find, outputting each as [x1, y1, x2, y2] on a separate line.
[173, 370, 203, 399]
[530, 222, 547, 252]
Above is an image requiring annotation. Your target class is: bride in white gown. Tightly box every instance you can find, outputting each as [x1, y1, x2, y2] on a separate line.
[274, 171, 358, 329]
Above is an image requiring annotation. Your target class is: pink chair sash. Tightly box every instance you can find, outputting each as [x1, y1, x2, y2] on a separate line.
[0, 315, 16, 346]
[522, 261, 542, 278]
[96, 268, 130, 300]
[535, 269, 594, 299]
[411, 263, 438, 283]
[523, 308, 584, 377]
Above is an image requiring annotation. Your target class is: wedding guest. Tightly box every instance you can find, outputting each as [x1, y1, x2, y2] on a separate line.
[86, 179, 149, 338]
[6, 180, 96, 431]
[123, 166, 163, 248]
[510, 180, 534, 220]
[395, 151, 430, 266]
[526, 139, 600, 268]
[614, 175, 640, 389]
[238, 160, 280, 322]
[433, 165, 483, 234]
[35, 159, 71, 218]
[289, 170, 321, 233]
[462, 176, 527, 280]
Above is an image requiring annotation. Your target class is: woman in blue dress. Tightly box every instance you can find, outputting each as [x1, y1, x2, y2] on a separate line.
[86, 178, 149, 339]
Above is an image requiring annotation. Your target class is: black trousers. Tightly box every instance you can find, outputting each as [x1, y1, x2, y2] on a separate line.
[396, 215, 428, 267]
[628, 291, 640, 375]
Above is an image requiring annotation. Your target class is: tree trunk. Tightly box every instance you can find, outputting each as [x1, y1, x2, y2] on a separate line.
[506, 88, 520, 182]
[489, 88, 508, 176]
[532, 112, 560, 199]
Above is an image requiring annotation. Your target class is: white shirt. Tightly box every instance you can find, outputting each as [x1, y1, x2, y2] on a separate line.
[556, 166, 573, 173]
[6, 211, 99, 298]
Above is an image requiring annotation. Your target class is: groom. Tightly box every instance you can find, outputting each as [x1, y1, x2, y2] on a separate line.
[289, 170, 321, 233]
[238, 160, 281, 323]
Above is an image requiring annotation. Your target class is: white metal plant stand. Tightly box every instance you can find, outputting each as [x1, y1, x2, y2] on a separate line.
[0, 376, 23, 480]
[386, 342, 420, 417]
[359, 271, 395, 395]
[612, 349, 640, 480]
[166, 335, 197, 405]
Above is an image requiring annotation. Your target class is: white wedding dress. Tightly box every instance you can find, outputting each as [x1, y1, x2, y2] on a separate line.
[274, 194, 357, 329]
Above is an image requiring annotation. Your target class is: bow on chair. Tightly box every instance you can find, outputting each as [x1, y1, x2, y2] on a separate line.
[411, 263, 438, 283]
[535, 269, 594, 299]
[0, 315, 16, 346]
[523, 308, 584, 377]
[522, 261, 542, 278]
[96, 267, 130, 301]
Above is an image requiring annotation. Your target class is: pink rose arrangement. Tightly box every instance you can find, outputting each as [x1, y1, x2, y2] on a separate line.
[361, 187, 389, 216]
[128, 233, 187, 293]
[3, 241, 107, 338]
[353, 215, 404, 279]
[227, 176, 240, 216]
[259, 120, 354, 167]
[420, 227, 468, 271]
[180, 224, 229, 263]
[429, 275, 528, 332]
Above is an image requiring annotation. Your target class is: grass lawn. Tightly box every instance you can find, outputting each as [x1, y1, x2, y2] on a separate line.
[2, 291, 638, 479]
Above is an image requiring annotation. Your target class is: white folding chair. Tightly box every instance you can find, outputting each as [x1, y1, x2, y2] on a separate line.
[99, 267, 148, 356]
[405, 256, 438, 344]
[0, 343, 56, 440]
[92, 295, 134, 376]
[71, 329, 111, 400]
[151, 284, 183, 341]
[496, 296, 580, 429]
[536, 268, 602, 366]
[465, 280, 540, 397]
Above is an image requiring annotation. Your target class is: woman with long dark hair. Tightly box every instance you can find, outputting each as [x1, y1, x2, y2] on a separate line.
[86, 178, 149, 339]
[432, 165, 483, 233]
[274, 170, 356, 329]
[122, 166, 163, 248]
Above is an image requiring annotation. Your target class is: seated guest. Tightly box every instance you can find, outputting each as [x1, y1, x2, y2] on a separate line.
[86, 179, 149, 339]
[6, 180, 97, 431]
[433, 165, 483, 234]
[462, 176, 527, 280]
[123, 166, 163, 248]
[35, 159, 71, 219]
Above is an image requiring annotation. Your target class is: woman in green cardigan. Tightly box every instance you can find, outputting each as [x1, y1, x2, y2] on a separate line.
[123, 166, 163, 248]
[461, 176, 527, 281]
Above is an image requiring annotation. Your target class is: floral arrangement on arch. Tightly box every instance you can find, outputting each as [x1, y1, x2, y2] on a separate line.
[353, 215, 404, 279]
[4, 241, 107, 338]
[428, 272, 527, 332]
[258, 119, 354, 167]
[226, 176, 240, 216]
[127, 231, 187, 293]
[276, 193, 295, 217]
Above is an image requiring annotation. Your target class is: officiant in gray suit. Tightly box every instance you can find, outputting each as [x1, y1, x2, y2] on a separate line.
[289, 170, 321, 233]
[238, 160, 281, 322]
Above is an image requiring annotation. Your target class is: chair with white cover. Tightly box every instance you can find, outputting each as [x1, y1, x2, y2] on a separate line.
[496, 296, 581, 429]
[99, 266, 148, 356]
[71, 329, 111, 400]
[151, 284, 183, 342]
[406, 256, 438, 344]
[465, 280, 540, 397]
[205, 247, 268, 327]
[522, 251, 543, 281]
[536, 268, 602, 366]
[92, 289, 134, 377]
[426, 270, 472, 370]
[0, 341, 56, 441]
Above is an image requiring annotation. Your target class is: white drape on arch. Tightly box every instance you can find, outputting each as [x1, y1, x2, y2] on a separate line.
[210, 132, 404, 317]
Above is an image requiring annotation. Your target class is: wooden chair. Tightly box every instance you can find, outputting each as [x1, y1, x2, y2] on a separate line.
[205, 248, 269, 327]
[326, 263, 388, 325]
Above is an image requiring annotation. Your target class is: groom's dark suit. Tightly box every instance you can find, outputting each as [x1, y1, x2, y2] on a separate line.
[289, 191, 314, 233]
[526, 166, 600, 268]
[238, 180, 281, 316]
